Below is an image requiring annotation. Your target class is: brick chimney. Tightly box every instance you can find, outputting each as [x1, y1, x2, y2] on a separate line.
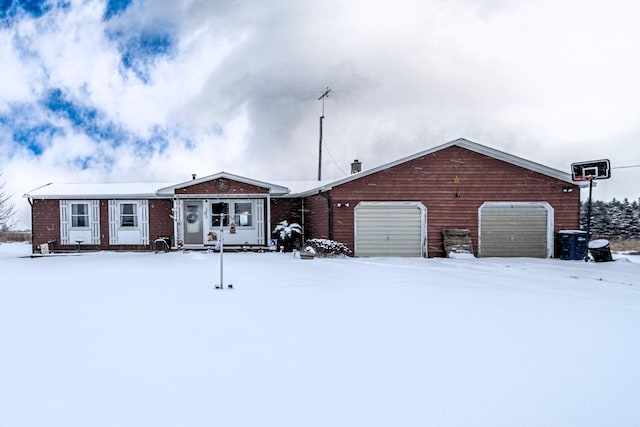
[351, 159, 362, 174]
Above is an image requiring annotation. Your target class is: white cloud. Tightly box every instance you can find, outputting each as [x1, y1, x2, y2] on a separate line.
[2, 0, 640, 229]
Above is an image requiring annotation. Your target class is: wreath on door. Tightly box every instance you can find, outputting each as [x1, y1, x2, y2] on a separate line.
[187, 211, 199, 224]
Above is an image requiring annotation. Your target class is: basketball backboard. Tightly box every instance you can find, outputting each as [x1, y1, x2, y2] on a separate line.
[571, 159, 611, 181]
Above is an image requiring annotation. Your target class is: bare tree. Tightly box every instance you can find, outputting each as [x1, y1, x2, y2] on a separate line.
[0, 170, 16, 231]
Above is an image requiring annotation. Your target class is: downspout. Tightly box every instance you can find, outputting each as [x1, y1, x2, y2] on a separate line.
[267, 193, 272, 246]
[301, 198, 305, 244]
[28, 197, 34, 253]
[319, 191, 333, 240]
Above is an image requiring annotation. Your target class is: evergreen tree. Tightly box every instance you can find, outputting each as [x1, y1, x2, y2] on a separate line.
[581, 198, 640, 239]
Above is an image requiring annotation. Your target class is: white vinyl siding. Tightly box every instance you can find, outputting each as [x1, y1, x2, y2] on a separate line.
[60, 200, 100, 245]
[108, 200, 149, 245]
[355, 202, 426, 257]
[479, 202, 554, 258]
[179, 198, 266, 247]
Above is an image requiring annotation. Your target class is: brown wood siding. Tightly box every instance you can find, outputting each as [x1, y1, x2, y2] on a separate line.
[176, 178, 268, 195]
[149, 199, 174, 244]
[270, 198, 302, 224]
[99, 200, 109, 248]
[312, 146, 580, 257]
[31, 199, 60, 252]
[270, 198, 303, 227]
[303, 194, 331, 242]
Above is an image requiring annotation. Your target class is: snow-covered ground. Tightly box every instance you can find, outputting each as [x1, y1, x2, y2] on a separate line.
[1, 242, 639, 427]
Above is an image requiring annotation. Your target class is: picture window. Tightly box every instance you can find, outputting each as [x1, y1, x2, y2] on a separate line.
[234, 202, 253, 226]
[120, 203, 138, 227]
[71, 203, 89, 227]
[211, 202, 229, 227]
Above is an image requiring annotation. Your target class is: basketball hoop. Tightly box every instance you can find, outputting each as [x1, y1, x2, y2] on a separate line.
[571, 159, 610, 182]
[570, 159, 611, 261]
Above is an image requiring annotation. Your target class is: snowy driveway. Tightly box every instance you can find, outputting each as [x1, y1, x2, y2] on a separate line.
[1, 243, 639, 427]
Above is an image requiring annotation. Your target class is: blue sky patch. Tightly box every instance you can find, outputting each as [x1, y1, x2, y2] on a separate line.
[13, 123, 64, 155]
[103, 0, 132, 20]
[211, 123, 225, 137]
[109, 29, 175, 83]
[72, 155, 92, 170]
[0, 104, 64, 156]
[43, 88, 93, 126]
[41, 88, 129, 143]
[0, 0, 52, 22]
[134, 125, 169, 156]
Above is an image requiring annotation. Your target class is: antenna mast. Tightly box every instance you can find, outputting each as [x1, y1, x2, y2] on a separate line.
[317, 86, 331, 181]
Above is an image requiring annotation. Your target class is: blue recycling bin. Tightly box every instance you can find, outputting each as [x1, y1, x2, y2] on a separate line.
[558, 230, 590, 260]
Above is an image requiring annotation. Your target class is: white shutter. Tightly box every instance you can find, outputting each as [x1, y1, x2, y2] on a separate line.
[256, 199, 265, 244]
[174, 199, 182, 243]
[108, 200, 118, 245]
[60, 200, 69, 245]
[91, 200, 100, 244]
[140, 200, 149, 245]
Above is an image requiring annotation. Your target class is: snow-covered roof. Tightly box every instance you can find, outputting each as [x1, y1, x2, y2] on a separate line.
[24, 182, 174, 199]
[269, 179, 336, 196]
[23, 139, 582, 200]
[23, 172, 293, 199]
[156, 172, 291, 196]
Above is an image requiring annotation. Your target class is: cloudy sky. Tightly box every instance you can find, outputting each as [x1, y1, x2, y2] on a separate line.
[2, 0, 640, 228]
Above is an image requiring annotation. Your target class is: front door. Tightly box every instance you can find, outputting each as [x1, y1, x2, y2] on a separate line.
[183, 202, 203, 245]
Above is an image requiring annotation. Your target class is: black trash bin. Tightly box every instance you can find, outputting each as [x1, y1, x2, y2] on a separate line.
[588, 239, 614, 262]
[558, 230, 590, 260]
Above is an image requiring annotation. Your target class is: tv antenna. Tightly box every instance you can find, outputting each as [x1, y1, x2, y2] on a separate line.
[317, 86, 332, 181]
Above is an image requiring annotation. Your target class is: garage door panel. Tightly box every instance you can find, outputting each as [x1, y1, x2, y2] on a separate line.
[479, 203, 552, 258]
[355, 203, 425, 257]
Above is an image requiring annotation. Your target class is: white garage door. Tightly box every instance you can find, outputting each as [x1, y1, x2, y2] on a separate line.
[355, 202, 426, 257]
[479, 202, 554, 258]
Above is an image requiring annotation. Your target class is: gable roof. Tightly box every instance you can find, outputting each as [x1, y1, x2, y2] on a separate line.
[23, 139, 580, 200]
[23, 182, 174, 199]
[290, 138, 579, 196]
[156, 172, 290, 196]
[24, 172, 291, 199]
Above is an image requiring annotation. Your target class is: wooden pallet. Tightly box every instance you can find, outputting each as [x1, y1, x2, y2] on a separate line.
[442, 228, 473, 257]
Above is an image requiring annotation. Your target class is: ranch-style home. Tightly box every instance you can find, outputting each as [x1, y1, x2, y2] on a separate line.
[24, 138, 582, 258]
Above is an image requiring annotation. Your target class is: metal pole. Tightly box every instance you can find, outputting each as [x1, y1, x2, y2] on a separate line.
[318, 115, 323, 181]
[317, 87, 331, 181]
[585, 179, 593, 262]
[219, 214, 224, 288]
[586, 179, 593, 235]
